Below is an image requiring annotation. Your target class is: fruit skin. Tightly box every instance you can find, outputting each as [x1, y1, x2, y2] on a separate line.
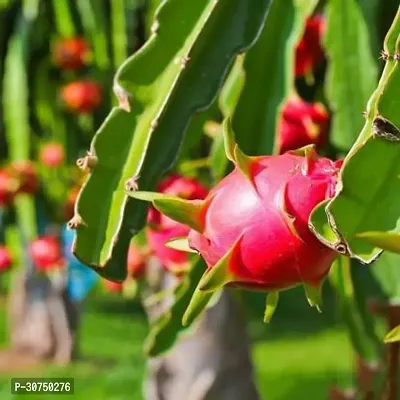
[29, 236, 65, 272]
[8, 160, 39, 194]
[53, 37, 90, 70]
[61, 81, 102, 114]
[295, 15, 324, 77]
[187, 151, 341, 291]
[39, 143, 65, 167]
[0, 246, 12, 272]
[277, 96, 329, 154]
[0, 169, 18, 207]
[146, 174, 208, 273]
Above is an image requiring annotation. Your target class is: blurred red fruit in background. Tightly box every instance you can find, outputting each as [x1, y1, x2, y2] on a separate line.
[0, 169, 18, 206]
[8, 160, 38, 194]
[29, 236, 64, 271]
[53, 37, 90, 70]
[103, 279, 123, 293]
[146, 174, 208, 274]
[39, 142, 65, 167]
[295, 15, 324, 78]
[277, 96, 329, 154]
[61, 80, 102, 114]
[0, 246, 12, 272]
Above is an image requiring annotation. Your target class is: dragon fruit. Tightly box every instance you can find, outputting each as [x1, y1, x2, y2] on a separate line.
[39, 142, 65, 167]
[0, 246, 12, 272]
[277, 96, 329, 154]
[30, 236, 65, 272]
[295, 15, 324, 78]
[61, 80, 102, 114]
[53, 37, 90, 70]
[0, 169, 18, 207]
[132, 121, 341, 321]
[146, 174, 208, 274]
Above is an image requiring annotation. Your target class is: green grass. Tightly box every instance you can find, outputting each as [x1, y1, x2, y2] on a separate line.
[0, 285, 355, 400]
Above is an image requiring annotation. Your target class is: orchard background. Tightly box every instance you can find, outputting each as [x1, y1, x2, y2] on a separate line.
[0, 0, 399, 399]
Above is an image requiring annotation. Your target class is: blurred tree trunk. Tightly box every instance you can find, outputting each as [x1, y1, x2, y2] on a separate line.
[7, 269, 79, 365]
[143, 259, 261, 400]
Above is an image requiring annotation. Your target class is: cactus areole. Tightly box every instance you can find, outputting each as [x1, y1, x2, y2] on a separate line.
[131, 120, 342, 319]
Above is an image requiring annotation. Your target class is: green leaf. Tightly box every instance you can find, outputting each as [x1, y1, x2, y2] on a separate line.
[329, 257, 380, 362]
[76, 0, 110, 69]
[166, 238, 197, 253]
[384, 325, 400, 343]
[144, 258, 211, 357]
[310, 8, 400, 264]
[304, 282, 323, 312]
[324, 0, 378, 151]
[198, 234, 241, 292]
[73, 0, 271, 280]
[232, 0, 318, 156]
[111, 0, 127, 68]
[52, 0, 75, 37]
[356, 231, 400, 254]
[263, 291, 279, 323]
[370, 252, 400, 300]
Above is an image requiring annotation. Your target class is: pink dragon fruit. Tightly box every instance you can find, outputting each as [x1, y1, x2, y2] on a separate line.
[277, 95, 329, 154]
[134, 122, 341, 320]
[146, 174, 208, 274]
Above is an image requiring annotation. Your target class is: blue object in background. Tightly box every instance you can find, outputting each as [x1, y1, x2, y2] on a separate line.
[62, 226, 99, 302]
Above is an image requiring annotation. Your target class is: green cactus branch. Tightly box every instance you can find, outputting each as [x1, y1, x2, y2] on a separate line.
[231, 0, 318, 156]
[310, 7, 400, 264]
[72, 0, 270, 280]
[324, 0, 378, 151]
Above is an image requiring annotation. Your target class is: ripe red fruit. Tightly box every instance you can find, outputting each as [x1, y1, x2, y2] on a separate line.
[29, 236, 64, 271]
[0, 246, 12, 272]
[0, 169, 18, 206]
[39, 143, 65, 167]
[127, 245, 147, 279]
[8, 160, 38, 194]
[54, 37, 90, 70]
[277, 96, 329, 154]
[295, 15, 324, 77]
[143, 127, 342, 318]
[146, 174, 208, 273]
[187, 150, 341, 292]
[61, 81, 102, 114]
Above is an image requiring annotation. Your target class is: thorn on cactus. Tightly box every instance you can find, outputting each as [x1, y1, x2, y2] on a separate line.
[264, 291, 279, 323]
[76, 153, 97, 172]
[113, 83, 131, 112]
[67, 214, 87, 230]
[125, 176, 140, 192]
